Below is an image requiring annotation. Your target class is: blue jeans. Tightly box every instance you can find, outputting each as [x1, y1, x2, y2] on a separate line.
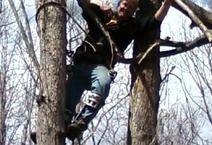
[66, 63, 112, 123]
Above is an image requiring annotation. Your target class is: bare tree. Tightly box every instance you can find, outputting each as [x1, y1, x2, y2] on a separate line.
[36, 0, 67, 144]
[0, 34, 7, 145]
[128, 0, 212, 144]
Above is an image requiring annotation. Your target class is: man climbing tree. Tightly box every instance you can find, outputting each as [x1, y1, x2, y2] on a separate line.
[65, 0, 139, 140]
[65, 0, 173, 141]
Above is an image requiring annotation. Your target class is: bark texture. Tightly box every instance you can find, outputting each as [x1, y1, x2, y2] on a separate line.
[0, 68, 6, 145]
[37, 0, 67, 145]
[128, 0, 161, 145]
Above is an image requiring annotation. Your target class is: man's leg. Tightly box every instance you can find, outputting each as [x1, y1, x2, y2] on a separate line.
[67, 65, 112, 135]
[65, 74, 85, 124]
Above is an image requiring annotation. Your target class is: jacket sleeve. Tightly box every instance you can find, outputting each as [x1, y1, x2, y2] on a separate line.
[76, 0, 89, 9]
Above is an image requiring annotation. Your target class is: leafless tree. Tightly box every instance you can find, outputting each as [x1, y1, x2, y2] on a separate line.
[36, 0, 67, 144]
[128, 0, 211, 144]
[0, 1, 39, 145]
[157, 1, 212, 144]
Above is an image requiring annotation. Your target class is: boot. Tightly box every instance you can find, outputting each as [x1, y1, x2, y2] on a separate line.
[66, 118, 87, 140]
[30, 132, 37, 144]
[66, 92, 102, 140]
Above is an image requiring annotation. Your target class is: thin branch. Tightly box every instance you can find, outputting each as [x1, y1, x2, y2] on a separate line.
[8, 0, 40, 74]
[0, 0, 2, 13]
[20, 0, 34, 56]
[138, 42, 160, 64]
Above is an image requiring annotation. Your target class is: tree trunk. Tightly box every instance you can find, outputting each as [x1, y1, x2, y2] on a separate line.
[0, 67, 6, 145]
[0, 46, 7, 145]
[128, 0, 161, 145]
[37, 0, 67, 144]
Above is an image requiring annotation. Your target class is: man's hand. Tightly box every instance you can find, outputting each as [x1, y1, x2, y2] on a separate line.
[90, 0, 113, 22]
[90, 0, 111, 11]
[154, 0, 174, 21]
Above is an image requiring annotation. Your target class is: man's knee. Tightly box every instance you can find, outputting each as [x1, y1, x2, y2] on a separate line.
[95, 66, 112, 84]
[84, 92, 103, 109]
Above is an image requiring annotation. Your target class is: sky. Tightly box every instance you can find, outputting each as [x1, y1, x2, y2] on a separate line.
[160, 5, 212, 142]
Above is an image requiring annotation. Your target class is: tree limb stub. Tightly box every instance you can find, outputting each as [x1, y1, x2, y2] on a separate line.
[174, 0, 212, 42]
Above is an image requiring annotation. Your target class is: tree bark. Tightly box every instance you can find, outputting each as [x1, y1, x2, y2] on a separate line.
[128, 0, 161, 145]
[37, 0, 67, 145]
[0, 58, 6, 145]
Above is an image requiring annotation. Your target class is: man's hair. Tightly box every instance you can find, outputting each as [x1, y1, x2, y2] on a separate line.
[117, 0, 139, 8]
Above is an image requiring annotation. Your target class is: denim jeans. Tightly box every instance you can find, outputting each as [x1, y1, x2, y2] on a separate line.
[66, 63, 112, 123]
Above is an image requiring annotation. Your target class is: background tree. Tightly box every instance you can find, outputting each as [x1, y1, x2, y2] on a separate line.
[35, 0, 67, 144]
[1, 1, 38, 145]
[158, 18, 212, 144]
[128, 0, 212, 145]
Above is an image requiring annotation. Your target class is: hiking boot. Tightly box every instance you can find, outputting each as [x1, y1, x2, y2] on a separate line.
[66, 119, 87, 140]
[30, 132, 37, 144]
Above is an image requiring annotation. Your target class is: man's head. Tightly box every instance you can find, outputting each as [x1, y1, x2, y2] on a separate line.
[117, 0, 138, 20]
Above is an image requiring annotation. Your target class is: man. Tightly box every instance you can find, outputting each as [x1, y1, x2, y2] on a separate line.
[66, 0, 173, 140]
[65, 0, 138, 140]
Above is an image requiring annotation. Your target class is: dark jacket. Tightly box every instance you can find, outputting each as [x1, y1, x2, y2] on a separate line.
[74, 0, 161, 68]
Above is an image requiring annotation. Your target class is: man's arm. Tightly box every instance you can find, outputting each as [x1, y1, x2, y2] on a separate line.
[154, 0, 174, 21]
[90, 0, 103, 7]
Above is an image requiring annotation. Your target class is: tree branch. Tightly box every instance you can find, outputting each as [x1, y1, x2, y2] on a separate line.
[0, 0, 2, 13]
[173, 0, 212, 42]
[118, 42, 160, 64]
[8, 0, 40, 74]
[159, 35, 210, 57]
